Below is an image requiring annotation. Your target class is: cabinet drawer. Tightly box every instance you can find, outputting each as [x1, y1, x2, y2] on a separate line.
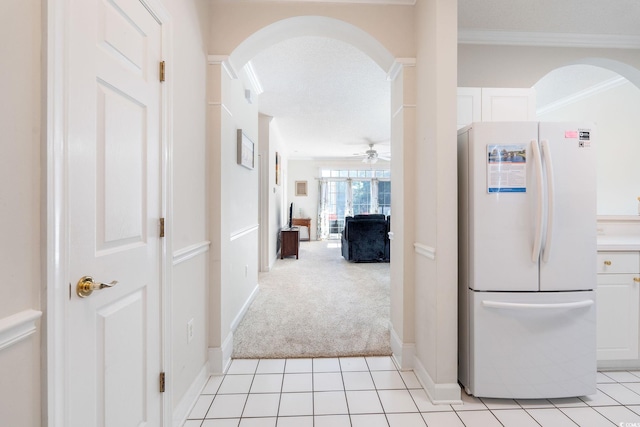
[597, 252, 640, 274]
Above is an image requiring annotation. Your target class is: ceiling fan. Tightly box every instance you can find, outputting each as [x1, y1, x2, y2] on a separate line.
[354, 143, 390, 164]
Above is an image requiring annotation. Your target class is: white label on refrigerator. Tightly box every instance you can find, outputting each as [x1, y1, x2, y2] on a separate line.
[487, 144, 527, 193]
[578, 129, 591, 148]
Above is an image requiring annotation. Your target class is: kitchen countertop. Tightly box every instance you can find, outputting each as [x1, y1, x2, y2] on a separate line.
[598, 235, 640, 251]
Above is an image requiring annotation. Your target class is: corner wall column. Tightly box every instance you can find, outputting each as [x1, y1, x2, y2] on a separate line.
[388, 58, 417, 370]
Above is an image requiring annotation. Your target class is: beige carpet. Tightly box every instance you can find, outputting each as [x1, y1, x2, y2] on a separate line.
[232, 240, 391, 359]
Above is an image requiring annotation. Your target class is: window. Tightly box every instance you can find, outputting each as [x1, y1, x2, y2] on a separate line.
[352, 180, 371, 215]
[318, 169, 390, 239]
[378, 181, 391, 216]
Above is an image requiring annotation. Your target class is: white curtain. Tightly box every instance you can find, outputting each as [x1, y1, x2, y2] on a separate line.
[345, 178, 353, 217]
[317, 179, 329, 240]
[371, 178, 379, 214]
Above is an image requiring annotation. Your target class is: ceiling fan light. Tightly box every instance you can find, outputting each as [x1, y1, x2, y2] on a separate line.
[362, 156, 378, 164]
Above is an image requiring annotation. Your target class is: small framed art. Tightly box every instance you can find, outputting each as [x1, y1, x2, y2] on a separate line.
[237, 130, 255, 169]
[295, 180, 308, 196]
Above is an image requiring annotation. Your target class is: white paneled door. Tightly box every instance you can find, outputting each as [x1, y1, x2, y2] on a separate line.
[66, 0, 163, 426]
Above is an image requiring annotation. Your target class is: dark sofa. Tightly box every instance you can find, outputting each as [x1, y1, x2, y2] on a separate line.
[341, 214, 390, 262]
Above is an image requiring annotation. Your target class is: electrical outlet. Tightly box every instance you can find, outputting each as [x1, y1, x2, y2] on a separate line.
[187, 318, 194, 343]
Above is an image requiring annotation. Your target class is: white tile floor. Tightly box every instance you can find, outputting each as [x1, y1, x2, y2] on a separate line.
[183, 357, 640, 426]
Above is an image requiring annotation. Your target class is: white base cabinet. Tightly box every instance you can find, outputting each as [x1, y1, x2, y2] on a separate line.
[597, 251, 640, 364]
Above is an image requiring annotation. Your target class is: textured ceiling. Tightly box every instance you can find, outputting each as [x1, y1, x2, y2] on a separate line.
[248, 1, 639, 161]
[250, 36, 390, 160]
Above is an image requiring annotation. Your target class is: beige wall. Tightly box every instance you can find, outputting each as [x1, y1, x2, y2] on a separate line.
[258, 114, 283, 270]
[0, 0, 42, 425]
[389, 64, 417, 367]
[163, 0, 212, 411]
[0, 0, 41, 323]
[209, 2, 415, 61]
[459, 44, 640, 88]
[413, 0, 460, 401]
[208, 60, 260, 371]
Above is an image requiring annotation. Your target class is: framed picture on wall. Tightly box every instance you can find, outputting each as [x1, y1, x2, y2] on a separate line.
[275, 152, 281, 185]
[237, 129, 255, 169]
[295, 180, 308, 196]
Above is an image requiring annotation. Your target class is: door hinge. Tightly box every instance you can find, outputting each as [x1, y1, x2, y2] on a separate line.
[159, 372, 166, 393]
[159, 217, 165, 238]
[159, 61, 166, 82]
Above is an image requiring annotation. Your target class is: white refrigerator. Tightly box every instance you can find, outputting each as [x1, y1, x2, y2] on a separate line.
[458, 121, 597, 399]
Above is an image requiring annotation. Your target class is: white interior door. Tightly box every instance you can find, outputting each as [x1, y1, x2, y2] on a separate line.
[66, 0, 163, 426]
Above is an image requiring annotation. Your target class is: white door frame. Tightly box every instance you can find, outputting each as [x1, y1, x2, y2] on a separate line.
[45, 0, 173, 425]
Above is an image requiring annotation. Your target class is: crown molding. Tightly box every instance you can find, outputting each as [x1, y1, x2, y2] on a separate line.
[459, 29, 640, 50]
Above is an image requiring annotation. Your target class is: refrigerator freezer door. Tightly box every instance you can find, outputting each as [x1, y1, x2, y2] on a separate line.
[467, 290, 597, 399]
[538, 122, 597, 292]
[467, 122, 540, 291]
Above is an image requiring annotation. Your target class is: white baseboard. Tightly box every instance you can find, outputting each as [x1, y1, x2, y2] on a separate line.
[209, 332, 233, 374]
[172, 364, 209, 427]
[231, 284, 259, 332]
[413, 356, 462, 405]
[389, 323, 415, 370]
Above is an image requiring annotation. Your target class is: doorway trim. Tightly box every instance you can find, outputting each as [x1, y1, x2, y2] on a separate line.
[45, 0, 173, 425]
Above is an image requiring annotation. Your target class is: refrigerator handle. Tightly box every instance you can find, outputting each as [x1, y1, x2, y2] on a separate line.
[531, 140, 544, 263]
[482, 300, 594, 310]
[541, 139, 555, 263]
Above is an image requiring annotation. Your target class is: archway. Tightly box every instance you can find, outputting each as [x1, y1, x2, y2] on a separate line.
[567, 57, 640, 89]
[228, 16, 396, 77]
[208, 15, 414, 371]
[534, 60, 640, 216]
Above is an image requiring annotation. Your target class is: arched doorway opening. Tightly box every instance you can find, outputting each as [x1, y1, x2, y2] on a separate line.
[534, 59, 640, 216]
[208, 15, 414, 367]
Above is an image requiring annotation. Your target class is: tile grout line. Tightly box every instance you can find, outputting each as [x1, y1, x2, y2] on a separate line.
[338, 357, 355, 427]
[366, 357, 393, 427]
[186, 359, 640, 427]
[275, 359, 287, 426]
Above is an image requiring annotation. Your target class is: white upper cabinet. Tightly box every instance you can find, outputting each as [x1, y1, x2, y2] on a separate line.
[458, 87, 537, 129]
[457, 87, 481, 129]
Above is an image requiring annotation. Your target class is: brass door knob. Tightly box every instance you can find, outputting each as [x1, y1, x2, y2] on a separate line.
[604, 260, 612, 266]
[76, 276, 118, 298]
[634, 277, 640, 283]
